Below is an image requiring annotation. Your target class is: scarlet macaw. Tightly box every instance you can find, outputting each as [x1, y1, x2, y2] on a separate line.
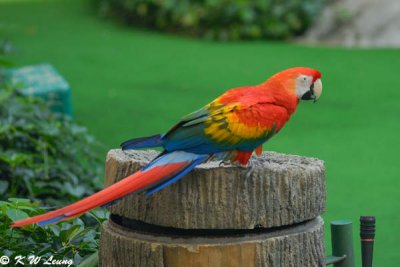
[12, 67, 322, 227]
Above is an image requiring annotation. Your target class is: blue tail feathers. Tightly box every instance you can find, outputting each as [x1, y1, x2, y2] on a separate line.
[144, 154, 208, 196]
[121, 134, 163, 150]
[38, 215, 66, 226]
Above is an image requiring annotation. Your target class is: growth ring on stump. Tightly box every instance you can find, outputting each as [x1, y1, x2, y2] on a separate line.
[100, 149, 326, 267]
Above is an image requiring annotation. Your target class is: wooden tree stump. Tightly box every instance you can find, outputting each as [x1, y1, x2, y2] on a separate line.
[100, 149, 326, 267]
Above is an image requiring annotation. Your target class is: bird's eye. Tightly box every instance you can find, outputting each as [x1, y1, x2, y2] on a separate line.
[303, 77, 307, 81]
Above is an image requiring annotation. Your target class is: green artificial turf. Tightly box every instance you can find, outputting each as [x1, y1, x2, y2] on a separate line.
[1, 0, 399, 265]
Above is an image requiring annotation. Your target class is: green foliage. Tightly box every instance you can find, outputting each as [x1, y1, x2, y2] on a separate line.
[0, 198, 106, 266]
[97, 0, 324, 40]
[0, 86, 103, 206]
[0, 80, 105, 265]
[0, 40, 14, 67]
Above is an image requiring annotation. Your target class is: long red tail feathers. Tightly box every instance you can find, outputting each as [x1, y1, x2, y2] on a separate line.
[11, 152, 205, 227]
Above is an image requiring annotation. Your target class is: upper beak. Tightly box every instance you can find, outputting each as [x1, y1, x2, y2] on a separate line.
[312, 79, 323, 102]
[301, 78, 323, 102]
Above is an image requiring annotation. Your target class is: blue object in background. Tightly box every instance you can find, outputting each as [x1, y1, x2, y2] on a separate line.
[3, 64, 73, 116]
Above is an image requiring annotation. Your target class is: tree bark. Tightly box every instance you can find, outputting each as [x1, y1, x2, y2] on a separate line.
[104, 149, 326, 229]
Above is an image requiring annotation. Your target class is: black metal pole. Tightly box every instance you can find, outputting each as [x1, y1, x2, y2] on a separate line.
[360, 216, 376, 267]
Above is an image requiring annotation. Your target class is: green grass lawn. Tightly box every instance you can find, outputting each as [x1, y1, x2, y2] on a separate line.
[1, 0, 400, 265]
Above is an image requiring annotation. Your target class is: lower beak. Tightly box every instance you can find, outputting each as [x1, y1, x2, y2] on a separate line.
[301, 87, 316, 101]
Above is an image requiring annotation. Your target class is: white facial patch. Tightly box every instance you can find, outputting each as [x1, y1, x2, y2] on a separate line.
[295, 75, 313, 99]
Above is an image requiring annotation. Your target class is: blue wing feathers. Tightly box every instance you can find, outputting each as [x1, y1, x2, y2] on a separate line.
[121, 134, 163, 150]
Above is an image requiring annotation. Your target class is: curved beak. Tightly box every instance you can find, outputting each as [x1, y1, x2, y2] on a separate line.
[301, 79, 323, 102]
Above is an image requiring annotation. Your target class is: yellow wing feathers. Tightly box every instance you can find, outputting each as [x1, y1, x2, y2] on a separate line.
[203, 100, 271, 144]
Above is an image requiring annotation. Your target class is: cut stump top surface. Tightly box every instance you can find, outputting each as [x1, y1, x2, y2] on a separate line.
[105, 149, 326, 229]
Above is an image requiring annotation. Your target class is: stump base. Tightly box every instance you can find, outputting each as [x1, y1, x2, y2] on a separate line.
[100, 216, 325, 267]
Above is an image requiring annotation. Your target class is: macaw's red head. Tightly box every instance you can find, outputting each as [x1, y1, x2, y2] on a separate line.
[266, 67, 323, 102]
